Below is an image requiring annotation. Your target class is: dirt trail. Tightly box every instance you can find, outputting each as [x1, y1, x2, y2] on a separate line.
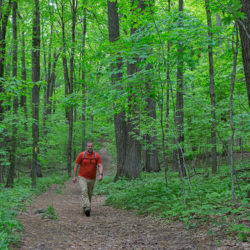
[15, 148, 248, 250]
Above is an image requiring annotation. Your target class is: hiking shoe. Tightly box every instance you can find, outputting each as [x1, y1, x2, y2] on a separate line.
[84, 208, 91, 217]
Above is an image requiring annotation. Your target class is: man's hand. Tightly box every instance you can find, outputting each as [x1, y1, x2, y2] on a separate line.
[98, 174, 103, 181]
[72, 177, 77, 183]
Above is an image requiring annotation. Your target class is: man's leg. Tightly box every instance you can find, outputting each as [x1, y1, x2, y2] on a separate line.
[78, 177, 90, 213]
[85, 179, 95, 216]
[87, 179, 96, 204]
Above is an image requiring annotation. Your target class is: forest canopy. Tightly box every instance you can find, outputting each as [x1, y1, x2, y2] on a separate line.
[0, 0, 249, 247]
[0, 0, 249, 190]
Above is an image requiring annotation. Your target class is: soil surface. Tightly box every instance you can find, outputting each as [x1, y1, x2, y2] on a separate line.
[15, 148, 248, 250]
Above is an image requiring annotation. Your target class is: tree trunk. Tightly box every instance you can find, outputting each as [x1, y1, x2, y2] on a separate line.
[187, 50, 197, 172]
[48, 51, 59, 115]
[122, 0, 149, 179]
[174, 0, 185, 175]
[20, 29, 28, 132]
[66, 0, 77, 177]
[125, 61, 142, 179]
[144, 65, 160, 172]
[60, 2, 70, 123]
[6, 48, 11, 77]
[229, 24, 239, 202]
[107, 0, 127, 181]
[216, 14, 222, 46]
[6, 0, 18, 188]
[239, 0, 250, 107]
[31, 0, 41, 187]
[42, 23, 53, 134]
[142, 1, 160, 173]
[81, 8, 87, 150]
[59, 1, 71, 175]
[205, 0, 217, 175]
[0, 0, 12, 184]
[163, 0, 171, 181]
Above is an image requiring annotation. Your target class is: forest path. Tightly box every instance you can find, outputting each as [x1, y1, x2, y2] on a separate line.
[15, 182, 247, 250]
[15, 148, 247, 250]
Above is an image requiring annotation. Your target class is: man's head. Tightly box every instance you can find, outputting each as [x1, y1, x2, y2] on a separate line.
[87, 141, 93, 153]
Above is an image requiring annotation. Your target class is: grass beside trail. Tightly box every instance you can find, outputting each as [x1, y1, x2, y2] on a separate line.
[0, 175, 69, 250]
[95, 162, 250, 242]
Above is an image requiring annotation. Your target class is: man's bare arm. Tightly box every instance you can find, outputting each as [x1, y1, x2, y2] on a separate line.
[72, 163, 79, 183]
[97, 163, 103, 181]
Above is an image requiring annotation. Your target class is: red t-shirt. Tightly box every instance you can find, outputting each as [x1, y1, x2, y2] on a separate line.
[75, 151, 102, 180]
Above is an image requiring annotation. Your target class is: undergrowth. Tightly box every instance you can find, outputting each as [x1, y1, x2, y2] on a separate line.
[0, 174, 68, 249]
[95, 161, 250, 242]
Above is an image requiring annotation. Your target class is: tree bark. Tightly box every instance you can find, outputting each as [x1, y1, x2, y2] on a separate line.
[66, 0, 77, 177]
[205, 0, 217, 175]
[20, 29, 28, 132]
[142, 1, 160, 173]
[173, 0, 185, 175]
[239, 0, 250, 107]
[107, 0, 127, 181]
[125, 59, 141, 178]
[229, 24, 239, 202]
[42, 23, 53, 134]
[122, 0, 151, 178]
[31, 0, 41, 187]
[59, 1, 71, 175]
[216, 14, 222, 46]
[144, 64, 160, 172]
[0, 0, 12, 184]
[59, 1, 70, 122]
[6, 0, 18, 188]
[81, 8, 87, 150]
[48, 51, 60, 114]
[160, 0, 171, 184]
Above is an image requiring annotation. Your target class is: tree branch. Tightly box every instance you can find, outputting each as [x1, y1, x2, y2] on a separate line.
[215, 0, 250, 40]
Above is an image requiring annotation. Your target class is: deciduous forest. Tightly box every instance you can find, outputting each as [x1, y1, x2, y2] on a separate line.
[0, 0, 249, 249]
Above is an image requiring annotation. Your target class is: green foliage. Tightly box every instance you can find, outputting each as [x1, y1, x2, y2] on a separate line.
[0, 0, 249, 245]
[47, 205, 57, 220]
[0, 175, 68, 248]
[38, 205, 58, 220]
[1, 0, 249, 179]
[95, 162, 250, 241]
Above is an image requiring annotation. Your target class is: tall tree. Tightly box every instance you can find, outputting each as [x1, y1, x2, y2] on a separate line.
[57, 0, 72, 176]
[19, 14, 28, 132]
[6, 0, 17, 188]
[57, 0, 70, 123]
[205, 0, 217, 175]
[66, 0, 77, 177]
[0, 0, 12, 184]
[107, 0, 127, 181]
[48, 51, 60, 114]
[42, 17, 60, 131]
[42, 21, 53, 134]
[123, 0, 150, 178]
[229, 23, 239, 202]
[239, 0, 250, 107]
[216, 14, 222, 45]
[173, 0, 185, 175]
[143, 0, 160, 173]
[144, 64, 160, 173]
[31, 0, 41, 187]
[165, 0, 171, 176]
[153, 0, 171, 183]
[81, 7, 87, 150]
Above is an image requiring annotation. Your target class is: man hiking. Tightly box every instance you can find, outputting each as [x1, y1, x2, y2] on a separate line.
[72, 141, 103, 216]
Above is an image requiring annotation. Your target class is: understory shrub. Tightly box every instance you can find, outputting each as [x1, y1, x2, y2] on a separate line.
[95, 161, 250, 241]
[0, 174, 69, 249]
